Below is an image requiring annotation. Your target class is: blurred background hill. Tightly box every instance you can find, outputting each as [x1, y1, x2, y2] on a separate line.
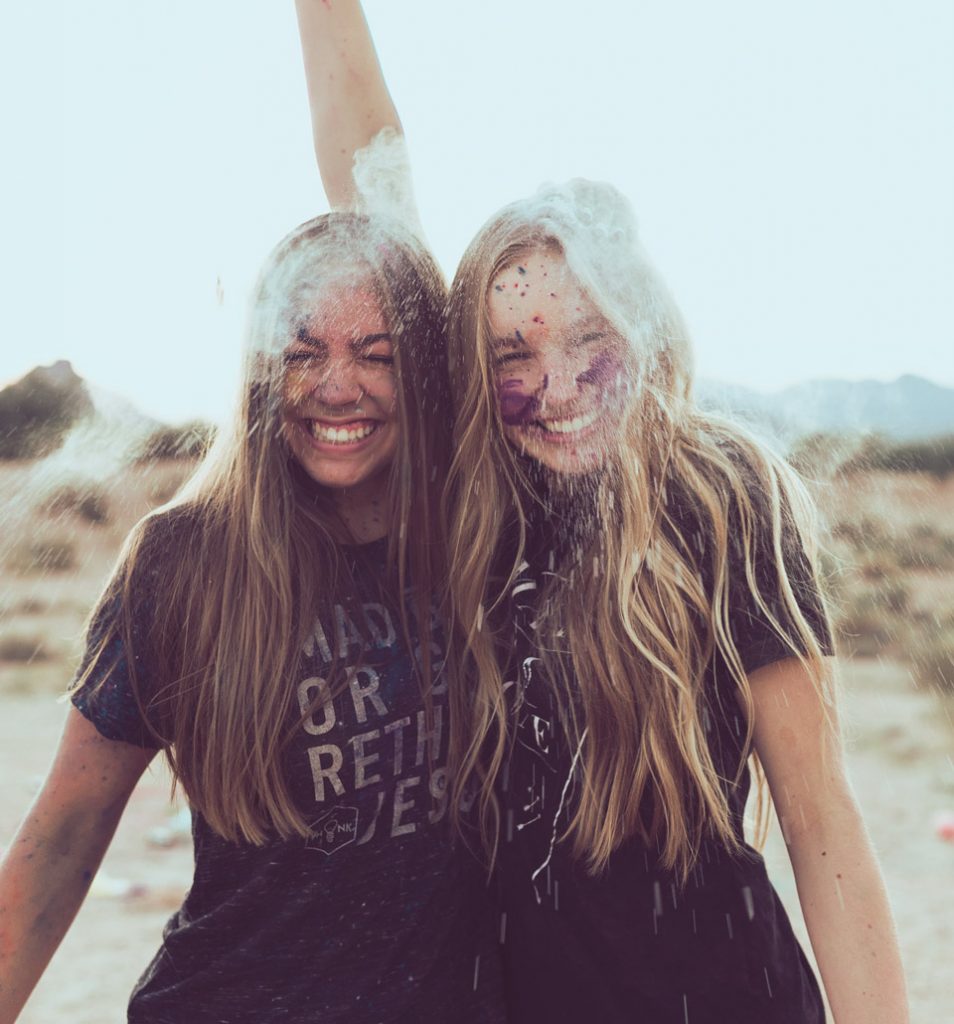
[698, 373, 954, 443]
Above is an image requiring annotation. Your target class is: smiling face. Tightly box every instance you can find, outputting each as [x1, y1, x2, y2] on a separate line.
[487, 249, 630, 475]
[280, 284, 399, 495]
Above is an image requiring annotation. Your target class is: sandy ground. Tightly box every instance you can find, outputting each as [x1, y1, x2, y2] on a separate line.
[2, 657, 951, 1023]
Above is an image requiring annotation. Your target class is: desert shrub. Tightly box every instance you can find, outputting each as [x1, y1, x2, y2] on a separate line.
[911, 634, 954, 696]
[887, 528, 954, 572]
[793, 433, 954, 479]
[854, 553, 897, 584]
[828, 517, 954, 575]
[835, 582, 910, 654]
[830, 516, 889, 547]
[0, 635, 50, 662]
[866, 581, 909, 615]
[789, 433, 844, 477]
[8, 538, 78, 574]
[44, 484, 110, 525]
[838, 435, 954, 478]
[835, 611, 896, 658]
[138, 420, 216, 461]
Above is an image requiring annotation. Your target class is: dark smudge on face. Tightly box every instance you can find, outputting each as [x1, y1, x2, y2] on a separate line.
[576, 349, 623, 388]
[497, 378, 540, 426]
[496, 348, 624, 426]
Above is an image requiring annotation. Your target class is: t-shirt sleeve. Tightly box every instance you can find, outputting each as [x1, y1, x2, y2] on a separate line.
[71, 587, 164, 750]
[724, 479, 834, 676]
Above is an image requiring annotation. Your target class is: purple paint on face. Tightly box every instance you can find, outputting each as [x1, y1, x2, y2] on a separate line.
[577, 349, 623, 389]
[497, 378, 539, 426]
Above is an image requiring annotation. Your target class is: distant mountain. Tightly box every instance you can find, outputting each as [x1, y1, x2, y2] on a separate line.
[0, 362, 215, 464]
[0, 360, 95, 458]
[697, 374, 954, 442]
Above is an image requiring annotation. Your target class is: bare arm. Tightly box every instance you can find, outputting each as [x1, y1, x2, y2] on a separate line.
[294, 0, 406, 210]
[0, 708, 155, 1022]
[746, 658, 909, 1024]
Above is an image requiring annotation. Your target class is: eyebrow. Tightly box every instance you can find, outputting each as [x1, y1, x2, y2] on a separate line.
[350, 332, 392, 352]
[292, 327, 392, 352]
[574, 313, 606, 331]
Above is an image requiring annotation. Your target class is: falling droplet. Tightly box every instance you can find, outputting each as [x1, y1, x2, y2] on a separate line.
[741, 885, 755, 921]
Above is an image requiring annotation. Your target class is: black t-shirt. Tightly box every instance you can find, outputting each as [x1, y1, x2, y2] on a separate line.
[73, 535, 504, 1024]
[496, 482, 832, 1024]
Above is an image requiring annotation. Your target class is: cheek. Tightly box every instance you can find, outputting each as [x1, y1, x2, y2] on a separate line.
[577, 349, 626, 389]
[281, 371, 308, 406]
[496, 376, 539, 427]
[365, 373, 398, 412]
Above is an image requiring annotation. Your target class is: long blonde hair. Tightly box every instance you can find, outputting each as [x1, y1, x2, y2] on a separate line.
[76, 213, 451, 844]
[444, 182, 834, 879]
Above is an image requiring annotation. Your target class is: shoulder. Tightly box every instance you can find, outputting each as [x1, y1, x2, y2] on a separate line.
[120, 501, 213, 595]
[82, 502, 209, 656]
[669, 417, 815, 546]
[665, 417, 828, 617]
[135, 502, 207, 566]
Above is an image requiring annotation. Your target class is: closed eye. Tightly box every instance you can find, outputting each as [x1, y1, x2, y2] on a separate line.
[494, 350, 531, 367]
[283, 351, 322, 367]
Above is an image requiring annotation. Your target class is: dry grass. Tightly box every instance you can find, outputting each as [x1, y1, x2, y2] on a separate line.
[815, 472, 954, 693]
[0, 458, 199, 696]
[43, 484, 111, 525]
[0, 634, 50, 663]
[7, 537, 79, 574]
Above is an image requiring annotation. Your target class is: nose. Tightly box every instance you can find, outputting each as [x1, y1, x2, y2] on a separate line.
[537, 349, 586, 407]
[311, 357, 365, 408]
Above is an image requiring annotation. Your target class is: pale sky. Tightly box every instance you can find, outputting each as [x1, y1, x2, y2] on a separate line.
[3, 0, 953, 423]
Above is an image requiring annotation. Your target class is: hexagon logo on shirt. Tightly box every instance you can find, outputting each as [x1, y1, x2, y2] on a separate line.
[306, 806, 359, 856]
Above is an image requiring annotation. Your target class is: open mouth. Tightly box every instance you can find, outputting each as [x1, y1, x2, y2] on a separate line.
[303, 419, 381, 446]
[533, 407, 601, 436]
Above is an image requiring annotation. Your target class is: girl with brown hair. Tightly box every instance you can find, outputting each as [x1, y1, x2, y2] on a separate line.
[0, 9, 504, 1021]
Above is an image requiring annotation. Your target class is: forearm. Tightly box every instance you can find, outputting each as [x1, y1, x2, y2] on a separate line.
[786, 791, 909, 1024]
[0, 801, 124, 1021]
[294, 0, 402, 208]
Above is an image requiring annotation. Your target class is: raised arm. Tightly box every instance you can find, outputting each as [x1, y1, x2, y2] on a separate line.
[0, 708, 155, 1021]
[294, 0, 408, 211]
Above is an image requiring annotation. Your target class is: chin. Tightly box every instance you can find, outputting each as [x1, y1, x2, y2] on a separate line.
[295, 459, 385, 492]
[508, 433, 609, 478]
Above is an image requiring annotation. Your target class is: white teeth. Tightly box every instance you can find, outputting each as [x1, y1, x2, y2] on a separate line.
[539, 408, 600, 434]
[309, 422, 376, 444]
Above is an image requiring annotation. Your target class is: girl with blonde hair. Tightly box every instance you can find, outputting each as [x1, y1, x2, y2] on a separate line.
[0, 8, 505, 1020]
[443, 182, 909, 1022]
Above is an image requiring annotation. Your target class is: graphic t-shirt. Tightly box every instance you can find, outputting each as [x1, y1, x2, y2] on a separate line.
[496, 481, 832, 1024]
[73, 535, 504, 1024]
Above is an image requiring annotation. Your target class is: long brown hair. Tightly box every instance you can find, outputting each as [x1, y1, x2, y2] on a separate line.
[444, 181, 834, 879]
[76, 213, 452, 844]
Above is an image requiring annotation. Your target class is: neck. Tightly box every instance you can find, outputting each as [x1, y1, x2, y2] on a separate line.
[332, 473, 389, 544]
